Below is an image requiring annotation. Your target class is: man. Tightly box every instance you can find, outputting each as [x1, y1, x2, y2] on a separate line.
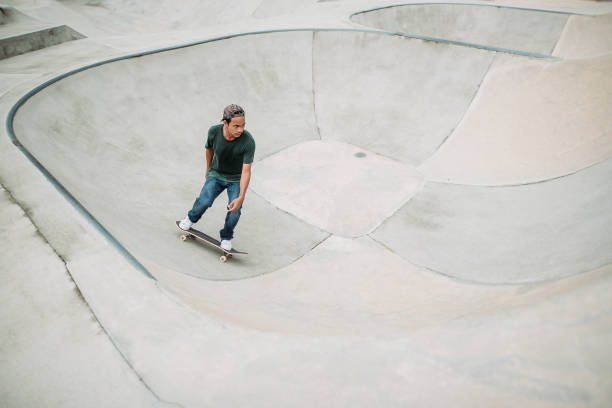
[179, 104, 255, 251]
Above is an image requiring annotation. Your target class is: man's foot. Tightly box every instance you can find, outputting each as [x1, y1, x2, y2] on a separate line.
[179, 216, 193, 230]
[220, 240, 232, 251]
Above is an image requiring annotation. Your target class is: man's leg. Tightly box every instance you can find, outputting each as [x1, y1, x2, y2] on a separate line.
[188, 177, 225, 223]
[220, 181, 242, 241]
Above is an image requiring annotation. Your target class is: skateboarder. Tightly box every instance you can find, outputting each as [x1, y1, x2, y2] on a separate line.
[179, 104, 256, 251]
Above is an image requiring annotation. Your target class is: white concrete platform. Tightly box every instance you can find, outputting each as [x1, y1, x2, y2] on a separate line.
[1, 1, 612, 407]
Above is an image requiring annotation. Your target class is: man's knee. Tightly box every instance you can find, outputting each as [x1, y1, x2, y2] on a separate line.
[198, 187, 219, 207]
[193, 195, 214, 210]
[228, 207, 242, 221]
[200, 196, 216, 208]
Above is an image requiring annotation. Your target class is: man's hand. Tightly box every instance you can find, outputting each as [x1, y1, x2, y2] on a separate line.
[227, 163, 252, 213]
[227, 197, 244, 213]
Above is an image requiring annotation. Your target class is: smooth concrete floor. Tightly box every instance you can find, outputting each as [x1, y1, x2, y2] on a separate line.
[1, 1, 612, 407]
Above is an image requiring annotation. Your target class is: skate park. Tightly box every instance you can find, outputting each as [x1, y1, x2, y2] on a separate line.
[2, 1, 612, 407]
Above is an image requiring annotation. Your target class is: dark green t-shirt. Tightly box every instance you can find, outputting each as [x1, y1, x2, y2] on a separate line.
[205, 124, 256, 182]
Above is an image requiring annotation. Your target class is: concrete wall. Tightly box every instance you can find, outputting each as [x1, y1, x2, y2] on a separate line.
[352, 4, 570, 55]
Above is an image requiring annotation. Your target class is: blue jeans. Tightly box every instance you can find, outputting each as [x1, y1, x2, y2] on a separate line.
[187, 177, 242, 241]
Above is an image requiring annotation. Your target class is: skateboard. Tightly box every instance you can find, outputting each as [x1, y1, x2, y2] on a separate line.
[176, 221, 248, 263]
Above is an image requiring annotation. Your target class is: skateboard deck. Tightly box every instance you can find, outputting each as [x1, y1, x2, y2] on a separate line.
[176, 221, 247, 262]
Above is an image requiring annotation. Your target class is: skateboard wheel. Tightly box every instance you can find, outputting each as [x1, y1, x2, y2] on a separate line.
[180, 235, 188, 241]
[220, 255, 227, 263]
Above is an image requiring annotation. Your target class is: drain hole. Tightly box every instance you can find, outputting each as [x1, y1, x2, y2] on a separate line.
[354, 152, 367, 158]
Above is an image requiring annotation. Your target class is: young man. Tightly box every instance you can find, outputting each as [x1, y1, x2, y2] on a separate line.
[179, 104, 256, 251]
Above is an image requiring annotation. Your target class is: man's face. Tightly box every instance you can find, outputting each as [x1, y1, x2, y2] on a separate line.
[225, 116, 245, 140]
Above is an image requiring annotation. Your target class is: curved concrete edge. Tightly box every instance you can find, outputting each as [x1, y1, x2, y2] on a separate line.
[150, 237, 612, 335]
[553, 12, 612, 58]
[373, 156, 612, 284]
[420, 53, 612, 186]
[349, 2, 578, 58]
[6, 100, 153, 279]
[4, 25, 529, 282]
[350, 2, 582, 18]
[312, 30, 496, 166]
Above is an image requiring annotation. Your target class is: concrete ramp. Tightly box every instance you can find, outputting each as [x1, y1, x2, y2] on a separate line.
[313, 31, 494, 165]
[421, 54, 612, 185]
[351, 3, 570, 56]
[554, 12, 612, 58]
[0, 6, 85, 60]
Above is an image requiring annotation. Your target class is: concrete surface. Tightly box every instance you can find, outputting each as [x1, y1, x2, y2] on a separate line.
[420, 53, 612, 185]
[351, 3, 570, 55]
[1, 1, 612, 407]
[0, 186, 164, 408]
[0, 6, 85, 59]
[554, 12, 612, 57]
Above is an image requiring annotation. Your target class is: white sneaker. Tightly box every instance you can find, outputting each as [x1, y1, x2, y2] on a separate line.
[179, 216, 193, 230]
[220, 240, 232, 251]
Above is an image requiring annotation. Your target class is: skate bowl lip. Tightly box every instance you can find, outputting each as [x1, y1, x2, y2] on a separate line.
[4, 26, 563, 282]
[350, 2, 583, 58]
[350, 2, 583, 20]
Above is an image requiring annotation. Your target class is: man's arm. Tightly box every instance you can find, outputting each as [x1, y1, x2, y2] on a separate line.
[227, 163, 252, 212]
[205, 148, 213, 177]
